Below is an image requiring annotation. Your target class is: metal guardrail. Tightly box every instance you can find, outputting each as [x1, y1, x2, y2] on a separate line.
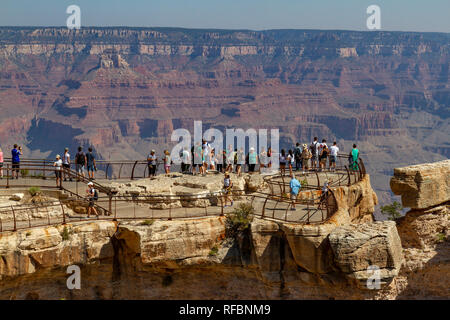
[0, 154, 367, 232]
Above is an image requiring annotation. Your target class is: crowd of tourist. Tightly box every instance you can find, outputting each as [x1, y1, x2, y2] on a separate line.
[144, 138, 359, 178]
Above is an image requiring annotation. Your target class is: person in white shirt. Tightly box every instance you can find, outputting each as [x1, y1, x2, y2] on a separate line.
[329, 141, 339, 171]
[53, 154, 63, 187]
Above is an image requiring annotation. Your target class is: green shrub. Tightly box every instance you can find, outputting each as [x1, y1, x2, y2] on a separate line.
[61, 226, 70, 241]
[209, 245, 219, 256]
[28, 186, 41, 197]
[436, 233, 446, 243]
[225, 203, 254, 239]
[380, 201, 403, 221]
[20, 169, 29, 177]
[300, 178, 308, 187]
[140, 219, 154, 226]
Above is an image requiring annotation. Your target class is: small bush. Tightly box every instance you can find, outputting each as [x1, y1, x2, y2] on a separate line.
[225, 203, 254, 239]
[20, 169, 29, 177]
[436, 233, 446, 243]
[209, 245, 219, 256]
[28, 186, 41, 197]
[61, 226, 70, 241]
[380, 201, 403, 221]
[140, 219, 154, 226]
[300, 178, 308, 187]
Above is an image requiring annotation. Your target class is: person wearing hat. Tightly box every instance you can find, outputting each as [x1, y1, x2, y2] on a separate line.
[86, 182, 99, 217]
[53, 154, 63, 187]
[147, 150, 157, 177]
[301, 144, 311, 173]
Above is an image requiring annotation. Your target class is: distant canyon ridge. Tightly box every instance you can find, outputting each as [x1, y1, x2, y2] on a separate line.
[0, 27, 448, 209]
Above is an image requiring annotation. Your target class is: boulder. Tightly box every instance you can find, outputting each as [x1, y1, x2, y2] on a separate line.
[390, 159, 450, 209]
[9, 193, 24, 201]
[329, 221, 403, 286]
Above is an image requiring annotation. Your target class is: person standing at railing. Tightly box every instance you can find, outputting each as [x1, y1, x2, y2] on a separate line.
[11, 144, 22, 179]
[301, 144, 311, 173]
[86, 182, 99, 217]
[294, 142, 302, 172]
[279, 149, 287, 176]
[259, 147, 267, 172]
[287, 149, 294, 176]
[75, 146, 87, 180]
[86, 147, 96, 180]
[319, 143, 329, 171]
[309, 137, 319, 170]
[350, 144, 359, 171]
[53, 154, 63, 187]
[248, 147, 258, 173]
[164, 150, 171, 174]
[0, 147, 3, 178]
[147, 150, 157, 177]
[62, 148, 73, 182]
[225, 145, 234, 173]
[181, 147, 191, 174]
[329, 142, 339, 171]
[289, 174, 301, 211]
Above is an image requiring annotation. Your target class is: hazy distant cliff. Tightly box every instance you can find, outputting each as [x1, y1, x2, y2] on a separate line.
[0, 27, 449, 208]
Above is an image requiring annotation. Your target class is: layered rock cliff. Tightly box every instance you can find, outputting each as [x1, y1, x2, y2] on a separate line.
[0, 161, 448, 300]
[0, 27, 448, 209]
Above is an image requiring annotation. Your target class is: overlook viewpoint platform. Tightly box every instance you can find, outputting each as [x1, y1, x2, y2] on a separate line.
[0, 155, 366, 233]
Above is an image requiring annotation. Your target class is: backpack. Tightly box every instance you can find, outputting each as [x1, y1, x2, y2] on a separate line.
[76, 152, 85, 165]
[294, 147, 302, 160]
[93, 189, 98, 201]
[310, 142, 317, 156]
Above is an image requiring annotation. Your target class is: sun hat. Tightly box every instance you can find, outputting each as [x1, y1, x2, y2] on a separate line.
[87, 182, 93, 186]
[56, 154, 61, 159]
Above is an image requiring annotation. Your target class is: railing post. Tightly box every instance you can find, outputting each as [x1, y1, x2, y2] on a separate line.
[11, 205, 16, 231]
[6, 164, 9, 188]
[43, 160, 46, 179]
[60, 201, 66, 225]
[131, 161, 138, 180]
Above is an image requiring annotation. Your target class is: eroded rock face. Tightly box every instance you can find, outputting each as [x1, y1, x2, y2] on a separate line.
[329, 222, 403, 285]
[390, 159, 450, 209]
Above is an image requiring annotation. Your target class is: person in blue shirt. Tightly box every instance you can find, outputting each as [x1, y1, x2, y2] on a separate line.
[289, 174, 301, 211]
[11, 144, 22, 179]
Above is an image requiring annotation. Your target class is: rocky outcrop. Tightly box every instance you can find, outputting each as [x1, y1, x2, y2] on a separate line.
[329, 222, 403, 285]
[390, 159, 450, 209]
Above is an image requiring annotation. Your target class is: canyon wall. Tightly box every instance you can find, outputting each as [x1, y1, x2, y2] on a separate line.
[0, 161, 448, 299]
[0, 27, 449, 209]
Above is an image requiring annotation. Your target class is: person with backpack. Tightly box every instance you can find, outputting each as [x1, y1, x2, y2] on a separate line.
[86, 182, 99, 217]
[310, 137, 319, 170]
[294, 142, 302, 171]
[86, 147, 96, 180]
[75, 146, 87, 180]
